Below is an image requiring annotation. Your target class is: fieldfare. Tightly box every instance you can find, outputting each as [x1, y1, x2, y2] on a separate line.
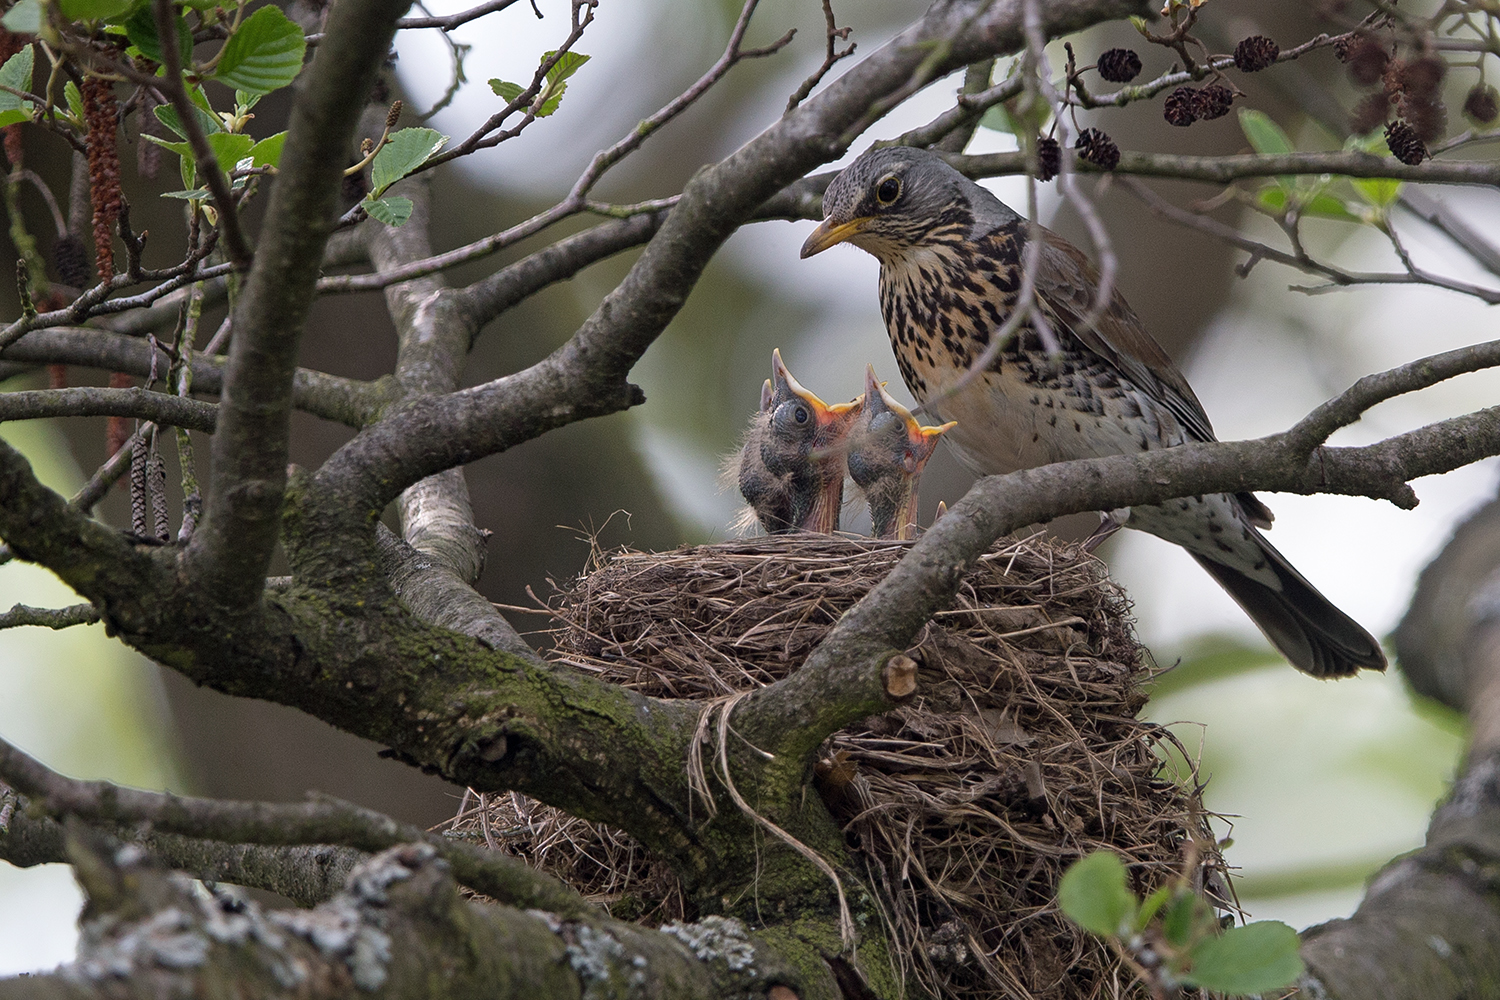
[736, 349, 862, 534]
[801, 145, 1385, 678]
[848, 365, 954, 540]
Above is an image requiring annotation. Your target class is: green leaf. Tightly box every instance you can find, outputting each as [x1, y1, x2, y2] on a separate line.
[369, 126, 446, 196]
[1352, 175, 1403, 209]
[1182, 920, 1305, 994]
[1300, 191, 1360, 221]
[212, 5, 307, 96]
[364, 195, 413, 227]
[1057, 851, 1136, 937]
[155, 101, 222, 139]
[159, 188, 211, 200]
[204, 131, 254, 174]
[1257, 186, 1287, 212]
[544, 50, 589, 87]
[64, 80, 85, 125]
[1, 0, 40, 34]
[0, 46, 35, 123]
[1161, 890, 1207, 947]
[535, 50, 589, 117]
[1135, 886, 1173, 931]
[143, 131, 251, 185]
[249, 131, 286, 168]
[123, 7, 191, 65]
[1238, 109, 1294, 156]
[58, 0, 139, 20]
[979, 104, 1018, 135]
[186, 81, 215, 115]
[489, 79, 524, 103]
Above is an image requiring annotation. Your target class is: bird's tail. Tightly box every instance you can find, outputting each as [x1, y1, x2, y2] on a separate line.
[1190, 531, 1386, 678]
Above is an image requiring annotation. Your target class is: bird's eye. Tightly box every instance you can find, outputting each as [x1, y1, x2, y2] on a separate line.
[876, 176, 901, 205]
[794, 405, 810, 424]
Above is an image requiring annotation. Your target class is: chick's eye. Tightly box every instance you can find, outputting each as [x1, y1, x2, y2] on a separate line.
[794, 405, 810, 424]
[876, 176, 901, 205]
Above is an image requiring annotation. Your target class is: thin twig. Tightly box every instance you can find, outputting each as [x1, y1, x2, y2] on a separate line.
[0, 603, 100, 629]
[784, 0, 854, 113]
[149, 0, 253, 269]
[395, 0, 528, 30]
[1025, 0, 1115, 339]
[1120, 176, 1500, 304]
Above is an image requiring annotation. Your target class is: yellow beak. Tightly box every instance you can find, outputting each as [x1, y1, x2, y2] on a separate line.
[800, 216, 875, 258]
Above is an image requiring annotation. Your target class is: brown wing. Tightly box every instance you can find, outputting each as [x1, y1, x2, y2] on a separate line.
[1032, 228, 1274, 528]
[1032, 227, 1214, 442]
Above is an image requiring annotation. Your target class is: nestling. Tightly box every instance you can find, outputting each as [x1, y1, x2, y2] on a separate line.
[847, 365, 954, 540]
[734, 349, 862, 534]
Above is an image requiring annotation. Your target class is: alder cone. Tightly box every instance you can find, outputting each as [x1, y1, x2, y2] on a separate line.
[1096, 47, 1141, 83]
[1193, 85, 1233, 120]
[1465, 84, 1499, 124]
[1036, 136, 1059, 182]
[1074, 127, 1119, 169]
[1233, 35, 1279, 72]
[1163, 87, 1197, 127]
[1385, 119, 1428, 165]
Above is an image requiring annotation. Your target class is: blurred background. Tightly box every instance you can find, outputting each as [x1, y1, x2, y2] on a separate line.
[0, 0, 1483, 970]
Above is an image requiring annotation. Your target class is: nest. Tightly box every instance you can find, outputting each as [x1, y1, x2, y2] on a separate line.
[444, 534, 1221, 1000]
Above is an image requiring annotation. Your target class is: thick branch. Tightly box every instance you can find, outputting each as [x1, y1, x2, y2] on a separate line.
[0, 732, 591, 917]
[0, 791, 359, 906]
[0, 327, 392, 427]
[0, 386, 216, 431]
[184, 0, 408, 607]
[309, 0, 1153, 522]
[452, 210, 666, 330]
[735, 403, 1500, 760]
[0, 839, 793, 1000]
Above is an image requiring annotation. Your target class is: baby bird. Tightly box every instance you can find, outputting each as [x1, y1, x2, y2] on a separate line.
[735, 349, 862, 534]
[847, 366, 954, 540]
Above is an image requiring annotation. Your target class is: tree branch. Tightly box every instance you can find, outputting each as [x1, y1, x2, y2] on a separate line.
[451, 210, 666, 329]
[0, 603, 99, 629]
[365, 173, 527, 652]
[0, 327, 393, 428]
[184, 0, 409, 608]
[953, 147, 1500, 186]
[734, 392, 1500, 762]
[0, 837, 783, 1000]
[307, 0, 1155, 526]
[0, 386, 216, 432]
[0, 732, 592, 917]
[1, 790, 359, 907]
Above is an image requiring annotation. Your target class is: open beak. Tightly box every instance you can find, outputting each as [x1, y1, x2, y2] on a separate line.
[800, 215, 875, 258]
[770, 348, 829, 410]
[907, 420, 957, 473]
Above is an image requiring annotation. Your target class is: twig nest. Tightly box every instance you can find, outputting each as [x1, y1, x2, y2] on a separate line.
[451, 535, 1221, 1000]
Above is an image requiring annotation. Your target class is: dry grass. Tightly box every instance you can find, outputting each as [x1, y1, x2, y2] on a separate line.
[442, 533, 1223, 1000]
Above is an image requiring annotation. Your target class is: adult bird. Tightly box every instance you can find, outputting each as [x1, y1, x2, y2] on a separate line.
[735, 349, 862, 534]
[848, 365, 954, 540]
[800, 145, 1385, 678]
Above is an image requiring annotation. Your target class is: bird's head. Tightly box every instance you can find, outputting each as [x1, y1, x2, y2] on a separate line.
[800, 146, 1014, 262]
[848, 365, 954, 488]
[763, 348, 862, 470]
